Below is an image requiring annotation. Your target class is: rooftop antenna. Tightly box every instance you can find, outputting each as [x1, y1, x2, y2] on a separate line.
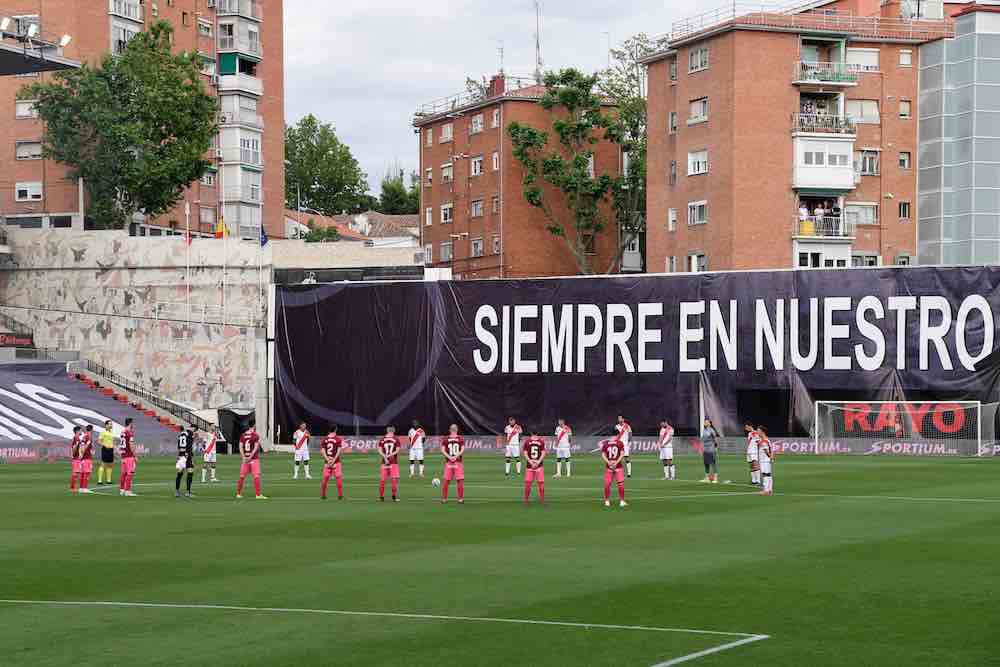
[534, 0, 543, 84]
[498, 40, 505, 74]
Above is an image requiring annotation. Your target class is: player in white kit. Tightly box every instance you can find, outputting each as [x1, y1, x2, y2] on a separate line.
[553, 418, 572, 477]
[200, 429, 220, 483]
[504, 417, 522, 477]
[408, 419, 426, 477]
[292, 422, 312, 479]
[658, 420, 676, 480]
[615, 415, 633, 478]
[758, 425, 774, 496]
[745, 421, 761, 486]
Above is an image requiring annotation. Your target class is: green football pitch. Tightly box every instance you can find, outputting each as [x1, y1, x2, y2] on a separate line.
[1, 454, 998, 666]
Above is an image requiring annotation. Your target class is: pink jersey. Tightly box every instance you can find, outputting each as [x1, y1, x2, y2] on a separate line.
[523, 436, 546, 467]
[601, 438, 624, 469]
[442, 435, 465, 462]
[119, 429, 136, 458]
[240, 431, 260, 459]
[378, 436, 400, 465]
[70, 432, 83, 460]
[321, 435, 343, 461]
[80, 433, 94, 460]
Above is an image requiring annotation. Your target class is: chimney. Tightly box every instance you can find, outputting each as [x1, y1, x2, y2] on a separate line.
[488, 74, 506, 98]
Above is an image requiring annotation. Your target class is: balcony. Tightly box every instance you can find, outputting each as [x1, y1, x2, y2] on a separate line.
[217, 0, 262, 20]
[220, 109, 263, 129]
[793, 61, 858, 86]
[109, 0, 143, 22]
[218, 73, 263, 96]
[222, 186, 263, 204]
[218, 35, 262, 58]
[793, 216, 855, 240]
[792, 113, 856, 135]
[219, 147, 262, 166]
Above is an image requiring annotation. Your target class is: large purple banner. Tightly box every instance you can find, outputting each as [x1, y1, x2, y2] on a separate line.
[274, 267, 1000, 440]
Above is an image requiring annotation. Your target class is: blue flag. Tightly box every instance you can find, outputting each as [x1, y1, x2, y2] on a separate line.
[260, 227, 269, 247]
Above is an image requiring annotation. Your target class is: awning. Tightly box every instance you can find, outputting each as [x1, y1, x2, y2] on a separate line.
[0, 41, 79, 76]
[795, 187, 855, 197]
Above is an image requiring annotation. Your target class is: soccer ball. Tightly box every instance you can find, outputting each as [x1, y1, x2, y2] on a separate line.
[431, 478, 441, 488]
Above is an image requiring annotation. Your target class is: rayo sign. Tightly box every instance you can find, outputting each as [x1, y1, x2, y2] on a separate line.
[839, 403, 969, 435]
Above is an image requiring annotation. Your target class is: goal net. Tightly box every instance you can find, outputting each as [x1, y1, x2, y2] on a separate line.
[814, 401, 983, 457]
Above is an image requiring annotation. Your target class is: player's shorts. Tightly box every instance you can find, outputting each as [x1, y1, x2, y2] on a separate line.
[622, 443, 631, 457]
[100, 448, 114, 464]
[604, 467, 625, 484]
[556, 447, 571, 459]
[504, 445, 520, 458]
[80, 459, 93, 474]
[240, 459, 261, 477]
[746, 449, 758, 463]
[203, 451, 217, 463]
[760, 460, 773, 475]
[408, 447, 424, 462]
[524, 466, 544, 483]
[380, 463, 400, 480]
[659, 447, 674, 460]
[120, 457, 136, 475]
[294, 447, 310, 462]
[443, 461, 465, 481]
[176, 456, 194, 472]
[703, 452, 717, 467]
[324, 462, 342, 478]
[71, 459, 82, 473]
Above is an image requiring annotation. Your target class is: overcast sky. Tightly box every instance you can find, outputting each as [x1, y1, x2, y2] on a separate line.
[283, 0, 705, 194]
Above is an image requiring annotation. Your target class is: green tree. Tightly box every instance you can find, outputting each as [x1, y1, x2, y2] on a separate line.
[285, 114, 370, 215]
[303, 219, 341, 243]
[21, 21, 217, 229]
[378, 168, 418, 215]
[507, 69, 617, 275]
[598, 33, 670, 273]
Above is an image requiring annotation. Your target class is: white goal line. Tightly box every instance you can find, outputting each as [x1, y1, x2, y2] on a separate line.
[0, 599, 770, 666]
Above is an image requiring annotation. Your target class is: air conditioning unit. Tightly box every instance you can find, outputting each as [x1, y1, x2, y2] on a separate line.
[219, 113, 229, 124]
[214, 148, 223, 158]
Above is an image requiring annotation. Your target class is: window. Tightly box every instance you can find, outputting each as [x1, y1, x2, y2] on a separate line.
[894, 254, 911, 266]
[669, 160, 677, 185]
[855, 150, 880, 176]
[471, 238, 484, 257]
[441, 163, 453, 183]
[424, 244, 433, 264]
[15, 100, 37, 119]
[426, 129, 433, 147]
[668, 208, 677, 232]
[898, 201, 911, 220]
[491, 195, 500, 214]
[688, 97, 709, 124]
[440, 241, 453, 261]
[9, 216, 42, 228]
[493, 235, 501, 254]
[470, 114, 484, 134]
[112, 23, 139, 55]
[471, 199, 484, 217]
[624, 236, 640, 253]
[201, 172, 216, 186]
[425, 207, 433, 226]
[471, 156, 483, 177]
[582, 234, 596, 255]
[492, 109, 500, 128]
[198, 20, 213, 37]
[440, 203, 454, 224]
[899, 49, 912, 67]
[50, 216, 72, 229]
[899, 99, 912, 119]
[15, 141, 42, 160]
[587, 154, 595, 178]
[425, 168, 433, 186]
[492, 151, 500, 171]
[440, 123, 453, 142]
[899, 151, 911, 169]
[688, 47, 709, 73]
[182, 11, 190, 26]
[667, 256, 677, 273]
[200, 59, 216, 76]
[846, 48, 879, 72]
[247, 28, 260, 55]
[852, 253, 880, 267]
[668, 111, 677, 134]
[200, 207, 216, 225]
[15, 181, 42, 201]
[687, 150, 708, 176]
[689, 253, 708, 273]
[845, 203, 878, 226]
[687, 200, 708, 226]
[846, 99, 879, 124]
[240, 135, 261, 164]
[669, 60, 677, 81]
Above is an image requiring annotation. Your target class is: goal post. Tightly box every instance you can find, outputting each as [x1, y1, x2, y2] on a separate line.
[814, 400, 983, 457]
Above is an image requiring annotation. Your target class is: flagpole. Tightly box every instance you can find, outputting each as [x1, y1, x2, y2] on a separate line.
[221, 162, 227, 325]
[185, 201, 191, 322]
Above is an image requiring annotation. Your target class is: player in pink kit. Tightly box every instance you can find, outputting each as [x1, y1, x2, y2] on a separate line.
[236, 426, 267, 499]
[378, 426, 401, 502]
[522, 429, 546, 504]
[78, 425, 95, 494]
[320, 426, 344, 500]
[601, 436, 628, 508]
[441, 424, 465, 504]
[68, 426, 84, 493]
[118, 418, 138, 497]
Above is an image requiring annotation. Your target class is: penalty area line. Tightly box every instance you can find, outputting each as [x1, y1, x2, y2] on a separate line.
[651, 634, 771, 667]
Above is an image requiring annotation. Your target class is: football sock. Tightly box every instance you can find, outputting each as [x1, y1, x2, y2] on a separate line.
[555, 461, 561, 476]
[202, 469, 207, 483]
[254, 477, 261, 496]
[505, 461, 511, 475]
[566, 461, 571, 476]
[70, 472, 77, 491]
[81, 472, 89, 489]
[293, 462, 299, 479]
[671, 465, 676, 479]
[442, 479, 450, 500]
[379, 479, 386, 499]
[456, 480, 465, 501]
[186, 472, 193, 492]
[515, 460, 521, 474]
[524, 480, 531, 502]
[237, 476, 245, 496]
[391, 479, 398, 498]
[626, 461, 632, 477]
[336, 478, 343, 498]
[419, 464, 425, 475]
[538, 482, 544, 503]
[604, 482, 611, 501]
[175, 472, 183, 491]
[617, 481, 626, 501]
[410, 463, 415, 475]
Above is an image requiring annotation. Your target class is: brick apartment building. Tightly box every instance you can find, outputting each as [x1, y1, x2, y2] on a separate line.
[0, 0, 284, 240]
[643, 0, 960, 273]
[413, 74, 635, 280]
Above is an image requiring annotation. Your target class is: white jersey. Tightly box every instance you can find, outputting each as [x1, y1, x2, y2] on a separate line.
[554, 425, 572, 456]
[202, 432, 218, 462]
[658, 425, 674, 458]
[616, 422, 632, 454]
[504, 424, 522, 456]
[746, 431, 760, 462]
[759, 439, 773, 473]
[293, 428, 310, 461]
[408, 427, 425, 460]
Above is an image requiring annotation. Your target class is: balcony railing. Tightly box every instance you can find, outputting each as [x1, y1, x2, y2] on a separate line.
[218, 147, 262, 166]
[792, 113, 856, 135]
[794, 61, 858, 85]
[217, 0, 262, 19]
[223, 186, 263, 203]
[218, 73, 263, 96]
[220, 109, 263, 128]
[109, 0, 143, 22]
[794, 215, 855, 238]
[218, 36, 262, 57]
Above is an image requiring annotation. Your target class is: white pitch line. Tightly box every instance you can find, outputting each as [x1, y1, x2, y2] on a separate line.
[776, 491, 1000, 504]
[651, 635, 771, 666]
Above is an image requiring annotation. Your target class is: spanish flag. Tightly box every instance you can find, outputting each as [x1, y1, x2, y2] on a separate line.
[214, 220, 229, 239]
